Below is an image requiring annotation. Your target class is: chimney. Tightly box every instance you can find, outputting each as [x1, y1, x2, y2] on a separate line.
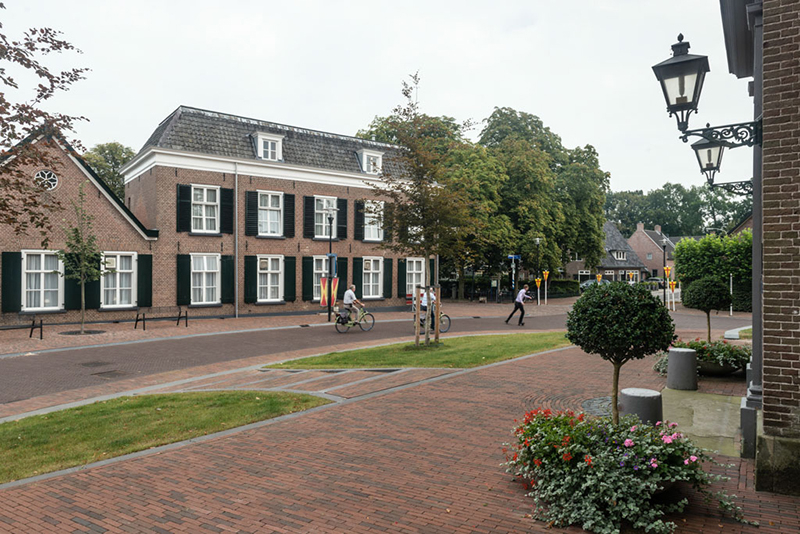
[637, 222, 644, 232]
[654, 225, 662, 234]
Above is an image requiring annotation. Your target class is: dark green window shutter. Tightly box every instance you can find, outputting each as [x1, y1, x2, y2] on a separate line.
[337, 257, 348, 299]
[245, 191, 259, 236]
[85, 275, 100, 309]
[64, 255, 100, 310]
[383, 258, 393, 299]
[303, 196, 314, 238]
[354, 200, 365, 241]
[352, 257, 363, 299]
[397, 259, 407, 298]
[337, 198, 348, 240]
[244, 256, 257, 303]
[284, 256, 296, 302]
[176, 254, 191, 305]
[220, 188, 234, 234]
[176, 184, 192, 233]
[284, 194, 295, 238]
[221, 255, 234, 303]
[137, 254, 153, 307]
[1, 252, 22, 313]
[301, 256, 313, 301]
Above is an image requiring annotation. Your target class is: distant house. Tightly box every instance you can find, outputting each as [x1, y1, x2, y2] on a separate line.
[730, 212, 753, 235]
[565, 222, 647, 282]
[628, 223, 675, 278]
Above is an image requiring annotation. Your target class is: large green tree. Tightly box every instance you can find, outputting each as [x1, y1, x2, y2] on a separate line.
[82, 142, 135, 199]
[0, 4, 87, 245]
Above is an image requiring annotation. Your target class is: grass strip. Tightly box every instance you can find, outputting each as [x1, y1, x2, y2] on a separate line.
[266, 332, 570, 369]
[0, 391, 329, 484]
[739, 328, 752, 339]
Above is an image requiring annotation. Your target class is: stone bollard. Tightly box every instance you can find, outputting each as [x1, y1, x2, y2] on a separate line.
[619, 388, 663, 424]
[666, 347, 698, 391]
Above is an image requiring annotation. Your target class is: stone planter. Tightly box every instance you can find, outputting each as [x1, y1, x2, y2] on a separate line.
[697, 360, 739, 376]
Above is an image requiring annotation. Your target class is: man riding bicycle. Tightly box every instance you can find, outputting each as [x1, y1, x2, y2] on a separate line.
[339, 284, 364, 323]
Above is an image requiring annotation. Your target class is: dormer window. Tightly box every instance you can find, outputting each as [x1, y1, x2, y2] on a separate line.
[254, 132, 284, 161]
[613, 251, 627, 261]
[358, 149, 383, 175]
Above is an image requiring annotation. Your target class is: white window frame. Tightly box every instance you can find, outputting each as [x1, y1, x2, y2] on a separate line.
[605, 270, 616, 281]
[358, 149, 383, 175]
[313, 255, 330, 301]
[363, 200, 384, 242]
[646, 253, 653, 260]
[190, 253, 221, 305]
[314, 195, 337, 239]
[21, 250, 64, 312]
[613, 250, 627, 261]
[572, 252, 583, 262]
[255, 132, 284, 161]
[362, 256, 383, 299]
[578, 270, 591, 275]
[100, 252, 138, 309]
[626, 270, 640, 283]
[257, 254, 284, 303]
[257, 190, 283, 237]
[191, 184, 220, 234]
[406, 257, 425, 297]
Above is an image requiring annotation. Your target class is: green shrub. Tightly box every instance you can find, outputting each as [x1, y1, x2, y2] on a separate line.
[548, 279, 579, 296]
[673, 339, 752, 369]
[682, 277, 732, 342]
[503, 409, 750, 533]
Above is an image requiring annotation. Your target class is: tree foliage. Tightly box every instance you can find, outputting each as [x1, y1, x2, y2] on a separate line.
[566, 283, 674, 424]
[0, 4, 88, 244]
[681, 277, 732, 342]
[82, 142, 135, 199]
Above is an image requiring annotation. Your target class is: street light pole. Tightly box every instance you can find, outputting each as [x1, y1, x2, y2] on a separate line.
[661, 237, 668, 305]
[327, 212, 334, 322]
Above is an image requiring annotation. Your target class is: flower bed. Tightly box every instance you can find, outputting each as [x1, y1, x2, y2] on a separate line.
[652, 339, 751, 376]
[503, 409, 749, 533]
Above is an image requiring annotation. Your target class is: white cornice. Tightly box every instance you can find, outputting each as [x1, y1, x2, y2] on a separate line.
[122, 148, 383, 190]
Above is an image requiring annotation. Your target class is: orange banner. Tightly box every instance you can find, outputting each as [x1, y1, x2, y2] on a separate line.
[331, 277, 339, 307]
[535, 278, 542, 289]
[320, 277, 339, 307]
[543, 270, 549, 281]
[596, 273, 602, 283]
[664, 266, 672, 278]
[669, 280, 677, 292]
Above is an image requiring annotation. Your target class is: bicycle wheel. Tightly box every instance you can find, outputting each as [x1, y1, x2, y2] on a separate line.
[438, 314, 451, 333]
[359, 313, 375, 331]
[335, 321, 350, 333]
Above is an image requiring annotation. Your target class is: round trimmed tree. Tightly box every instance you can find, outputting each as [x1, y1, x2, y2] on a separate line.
[567, 282, 674, 424]
[682, 277, 732, 342]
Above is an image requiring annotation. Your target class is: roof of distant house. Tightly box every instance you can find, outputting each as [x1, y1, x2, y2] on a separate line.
[601, 221, 647, 269]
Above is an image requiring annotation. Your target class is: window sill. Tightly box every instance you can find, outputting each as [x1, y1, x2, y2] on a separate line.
[362, 297, 385, 301]
[312, 237, 340, 242]
[363, 239, 384, 243]
[255, 235, 286, 240]
[188, 303, 224, 308]
[189, 232, 223, 237]
[20, 309, 67, 315]
[99, 306, 139, 312]
[253, 301, 286, 306]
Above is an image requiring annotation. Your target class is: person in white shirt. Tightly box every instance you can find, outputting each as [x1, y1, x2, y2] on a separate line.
[505, 284, 532, 326]
[340, 284, 363, 322]
[420, 288, 436, 312]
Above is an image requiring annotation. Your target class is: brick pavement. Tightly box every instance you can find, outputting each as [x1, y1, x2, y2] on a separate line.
[1, 342, 797, 532]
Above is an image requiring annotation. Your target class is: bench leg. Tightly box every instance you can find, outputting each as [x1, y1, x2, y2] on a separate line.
[134, 313, 140, 330]
[143, 313, 146, 332]
[29, 317, 36, 339]
[39, 319, 43, 340]
[184, 311, 188, 328]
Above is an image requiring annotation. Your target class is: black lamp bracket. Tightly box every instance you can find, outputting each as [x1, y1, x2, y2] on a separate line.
[680, 118, 762, 147]
[708, 179, 753, 196]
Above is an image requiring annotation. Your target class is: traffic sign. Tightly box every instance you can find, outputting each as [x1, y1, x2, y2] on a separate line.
[507, 254, 521, 259]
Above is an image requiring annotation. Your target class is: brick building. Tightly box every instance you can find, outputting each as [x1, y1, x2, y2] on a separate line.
[0, 107, 422, 325]
[626, 223, 675, 278]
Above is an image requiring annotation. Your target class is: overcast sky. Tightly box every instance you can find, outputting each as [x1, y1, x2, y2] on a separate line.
[5, 1, 755, 192]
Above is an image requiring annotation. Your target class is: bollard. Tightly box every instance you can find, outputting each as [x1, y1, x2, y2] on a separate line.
[619, 388, 663, 424]
[666, 347, 698, 390]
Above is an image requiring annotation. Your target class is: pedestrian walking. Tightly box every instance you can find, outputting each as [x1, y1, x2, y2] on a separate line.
[505, 284, 532, 326]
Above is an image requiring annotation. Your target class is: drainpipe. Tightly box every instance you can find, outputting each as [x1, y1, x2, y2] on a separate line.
[234, 162, 239, 318]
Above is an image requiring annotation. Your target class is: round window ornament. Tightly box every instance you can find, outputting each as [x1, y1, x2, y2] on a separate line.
[34, 169, 58, 191]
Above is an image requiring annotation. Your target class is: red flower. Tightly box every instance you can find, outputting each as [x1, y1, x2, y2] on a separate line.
[562, 452, 573, 462]
[533, 459, 542, 467]
[584, 455, 592, 466]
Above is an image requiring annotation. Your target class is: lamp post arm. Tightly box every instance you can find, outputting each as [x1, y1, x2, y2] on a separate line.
[680, 119, 762, 148]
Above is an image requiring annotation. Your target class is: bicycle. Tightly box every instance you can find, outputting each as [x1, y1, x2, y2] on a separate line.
[335, 307, 375, 333]
[415, 308, 451, 333]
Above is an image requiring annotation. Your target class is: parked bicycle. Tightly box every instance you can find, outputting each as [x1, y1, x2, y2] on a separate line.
[335, 307, 375, 333]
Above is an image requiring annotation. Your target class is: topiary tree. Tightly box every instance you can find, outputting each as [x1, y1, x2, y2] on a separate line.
[567, 282, 674, 424]
[681, 277, 731, 342]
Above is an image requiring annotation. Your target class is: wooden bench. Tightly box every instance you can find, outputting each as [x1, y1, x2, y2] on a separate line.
[134, 306, 187, 331]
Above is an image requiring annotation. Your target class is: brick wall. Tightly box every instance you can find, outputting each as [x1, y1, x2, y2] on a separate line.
[761, 0, 800, 438]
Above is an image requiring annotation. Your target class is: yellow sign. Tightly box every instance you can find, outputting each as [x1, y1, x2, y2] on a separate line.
[596, 273, 602, 283]
[320, 277, 340, 307]
[543, 270, 549, 281]
[535, 278, 542, 289]
[669, 280, 677, 292]
[664, 266, 672, 278]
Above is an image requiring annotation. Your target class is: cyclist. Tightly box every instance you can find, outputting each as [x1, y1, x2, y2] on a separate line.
[419, 288, 436, 326]
[339, 284, 364, 323]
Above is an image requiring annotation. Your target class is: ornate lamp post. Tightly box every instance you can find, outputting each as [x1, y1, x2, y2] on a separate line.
[661, 237, 669, 305]
[326, 207, 338, 322]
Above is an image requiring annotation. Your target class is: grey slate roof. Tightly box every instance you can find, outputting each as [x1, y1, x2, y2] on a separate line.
[138, 106, 401, 175]
[600, 221, 647, 269]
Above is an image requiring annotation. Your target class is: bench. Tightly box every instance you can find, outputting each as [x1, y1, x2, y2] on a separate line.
[29, 316, 44, 339]
[134, 306, 188, 331]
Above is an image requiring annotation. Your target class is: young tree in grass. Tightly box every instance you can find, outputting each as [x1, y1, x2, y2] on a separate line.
[681, 277, 731, 342]
[367, 74, 476, 346]
[566, 282, 674, 424]
[56, 181, 105, 334]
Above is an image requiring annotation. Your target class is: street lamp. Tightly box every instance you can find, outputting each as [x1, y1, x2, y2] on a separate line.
[325, 207, 338, 322]
[661, 237, 669, 305]
[691, 136, 727, 186]
[534, 237, 541, 278]
[652, 34, 710, 132]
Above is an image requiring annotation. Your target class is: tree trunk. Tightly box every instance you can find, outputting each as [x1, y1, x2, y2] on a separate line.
[423, 253, 431, 346]
[706, 311, 712, 342]
[457, 266, 466, 300]
[80, 277, 86, 335]
[611, 361, 622, 425]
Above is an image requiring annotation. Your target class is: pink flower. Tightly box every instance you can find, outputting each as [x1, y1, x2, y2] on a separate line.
[655, 421, 662, 427]
[630, 426, 637, 432]
[671, 432, 681, 440]
[624, 439, 635, 447]
[650, 458, 658, 468]
[690, 455, 698, 462]
[669, 422, 678, 428]
[661, 435, 673, 444]
[684, 459, 690, 465]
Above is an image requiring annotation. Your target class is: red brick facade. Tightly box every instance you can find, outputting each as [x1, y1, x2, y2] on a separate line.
[627, 223, 674, 278]
[761, 0, 800, 439]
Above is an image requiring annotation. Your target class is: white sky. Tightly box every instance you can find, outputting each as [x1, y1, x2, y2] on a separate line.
[5, 0, 755, 192]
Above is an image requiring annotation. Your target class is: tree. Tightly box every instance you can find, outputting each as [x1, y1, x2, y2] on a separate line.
[604, 190, 647, 237]
[566, 282, 674, 425]
[82, 142, 135, 199]
[681, 277, 732, 342]
[55, 181, 105, 334]
[370, 74, 476, 345]
[0, 4, 88, 245]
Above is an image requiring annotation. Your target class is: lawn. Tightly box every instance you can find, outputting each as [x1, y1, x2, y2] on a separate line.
[739, 327, 752, 339]
[0, 391, 329, 484]
[266, 332, 570, 369]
